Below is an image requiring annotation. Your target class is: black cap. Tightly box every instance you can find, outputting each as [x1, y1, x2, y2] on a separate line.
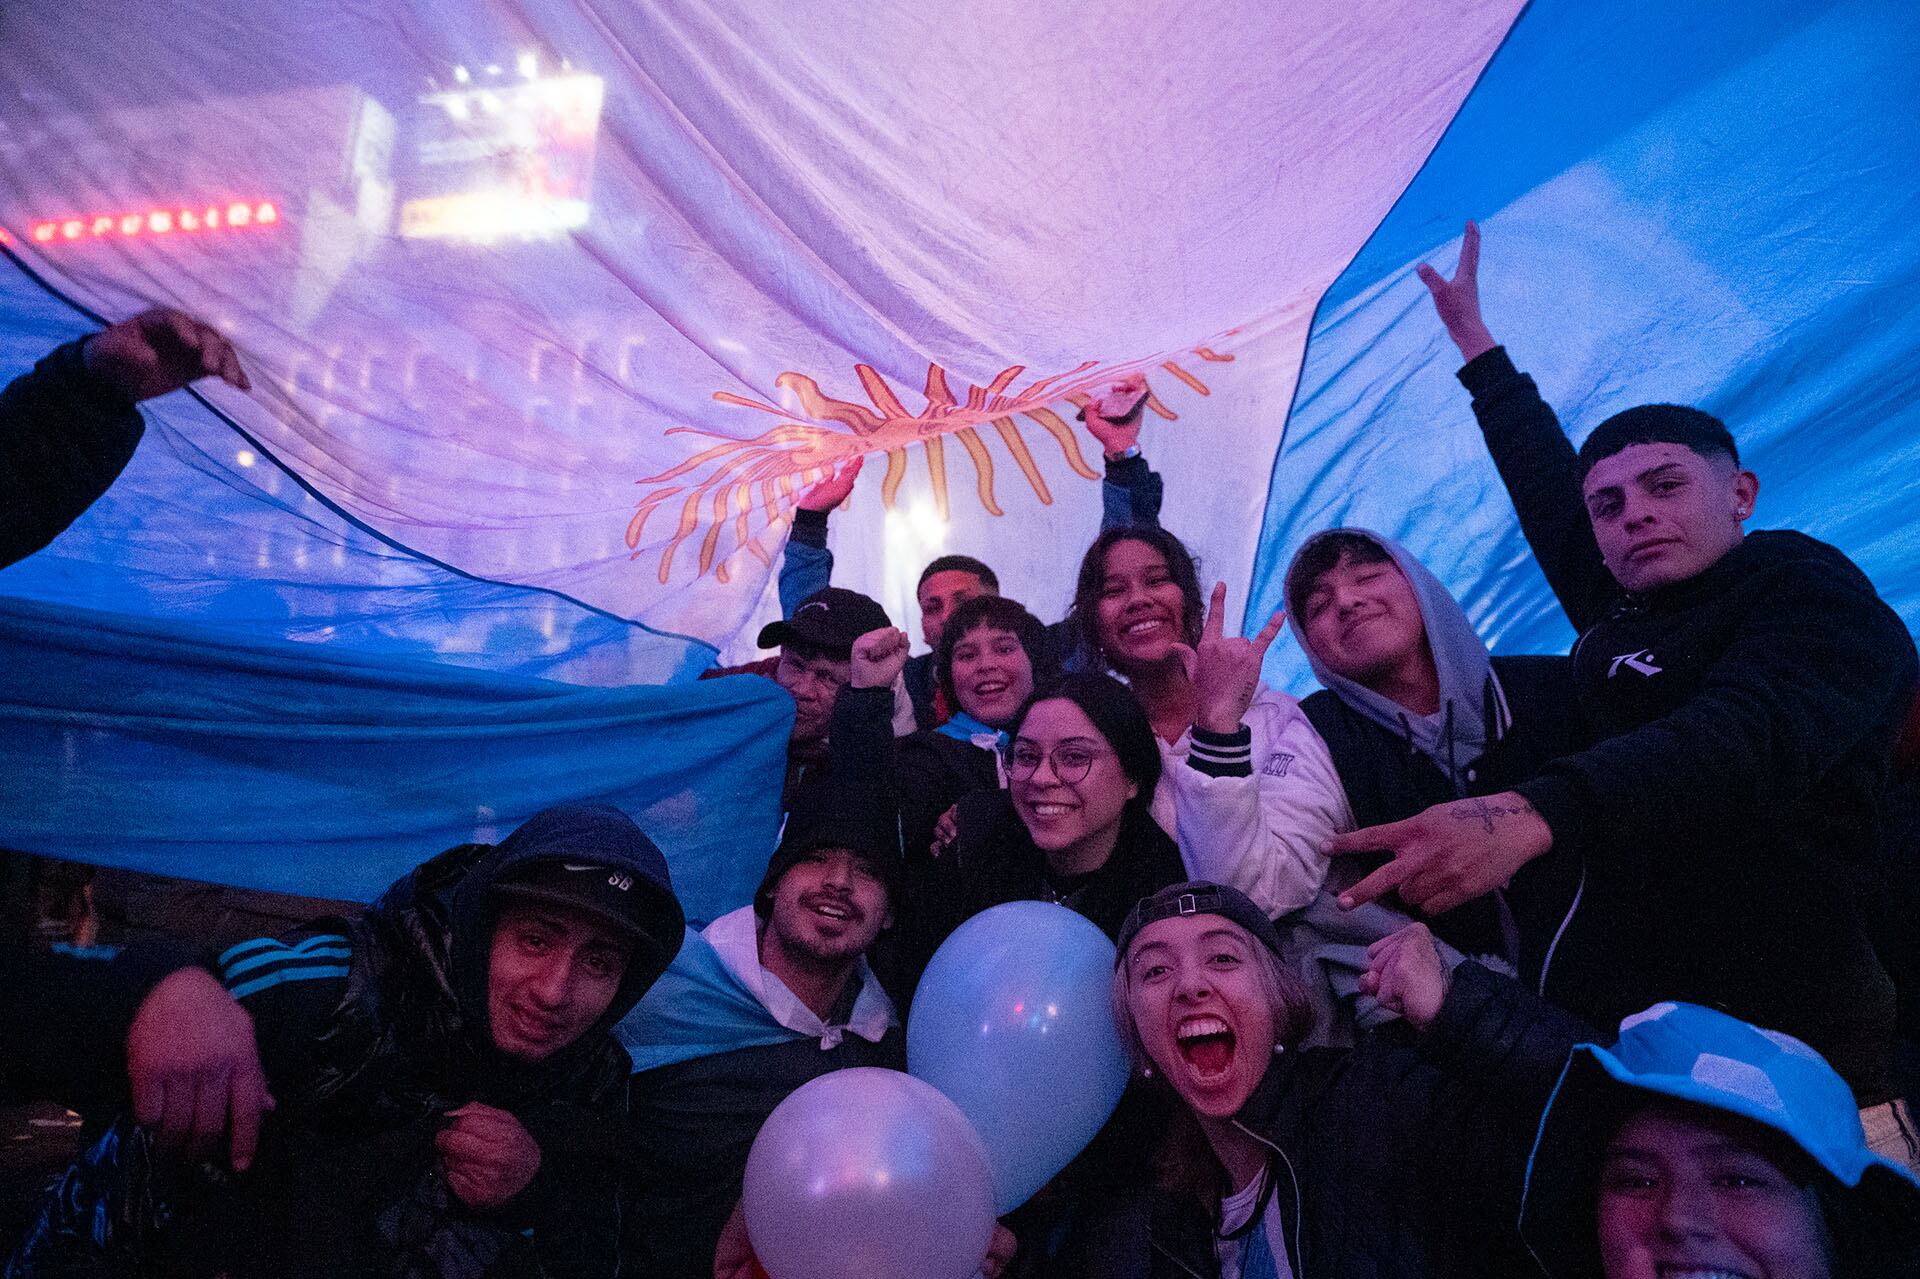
[754, 792, 902, 919]
[488, 805, 685, 957]
[756, 587, 891, 659]
[1114, 880, 1284, 967]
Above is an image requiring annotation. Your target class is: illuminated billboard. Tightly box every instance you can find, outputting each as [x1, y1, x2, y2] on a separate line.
[400, 67, 606, 244]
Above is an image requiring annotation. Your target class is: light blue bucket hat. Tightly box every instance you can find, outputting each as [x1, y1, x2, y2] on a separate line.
[1520, 1001, 1920, 1275]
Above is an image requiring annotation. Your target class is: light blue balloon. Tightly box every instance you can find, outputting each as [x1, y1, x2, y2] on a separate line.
[907, 900, 1130, 1214]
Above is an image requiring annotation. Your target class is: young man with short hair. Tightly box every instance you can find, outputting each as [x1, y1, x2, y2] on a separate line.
[1336, 223, 1918, 1163]
[1280, 527, 1584, 979]
[616, 797, 904, 1279]
[778, 376, 1166, 728]
[4, 804, 686, 1277]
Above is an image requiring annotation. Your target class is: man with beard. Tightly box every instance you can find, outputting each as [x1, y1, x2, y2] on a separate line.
[616, 793, 904, 1278]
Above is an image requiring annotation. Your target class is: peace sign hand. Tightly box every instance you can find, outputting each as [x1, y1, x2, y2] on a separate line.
[1414, 221, 1497, 363]
[1174, 581, 1286, 735]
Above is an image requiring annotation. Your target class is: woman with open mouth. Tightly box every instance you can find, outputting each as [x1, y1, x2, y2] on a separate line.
[1082, 879, 1595, 1279]
[1066, 526, 1349, 922]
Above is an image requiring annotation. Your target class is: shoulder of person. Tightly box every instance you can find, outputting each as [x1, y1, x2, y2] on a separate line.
[1735, 529, 1884, 597]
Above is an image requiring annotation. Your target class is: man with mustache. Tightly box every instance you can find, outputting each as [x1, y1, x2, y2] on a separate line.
[616, 792, 905, 1279]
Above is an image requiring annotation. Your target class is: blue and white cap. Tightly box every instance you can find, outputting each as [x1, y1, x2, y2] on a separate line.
[1520, 1001, 1920, 1276]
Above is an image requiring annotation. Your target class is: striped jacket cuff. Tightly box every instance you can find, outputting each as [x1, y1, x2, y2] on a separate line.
[1186, 725, 1253, 777]
[216, 933, 354, 1001]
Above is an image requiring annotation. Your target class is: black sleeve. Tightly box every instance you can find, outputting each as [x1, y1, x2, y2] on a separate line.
[827, 684, 905, 838]
[0, 940, 202, 1114]
[1516, 559, 1920, 871]
[0, 337, 146, 569]
[210, 924, 356, 1082]
[508, 1085, 631, 1279]
[1457, 347, 1615, 632]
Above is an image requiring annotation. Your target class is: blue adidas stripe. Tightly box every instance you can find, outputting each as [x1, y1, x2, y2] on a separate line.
[218, 935, 351, 981]
[228, 964, 351, 1001]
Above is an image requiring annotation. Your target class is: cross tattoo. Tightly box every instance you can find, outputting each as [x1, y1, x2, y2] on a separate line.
[1452, 798, 1529, 834]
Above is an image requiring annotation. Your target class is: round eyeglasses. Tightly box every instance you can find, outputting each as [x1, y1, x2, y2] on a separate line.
[1005, 741, 1112, 784]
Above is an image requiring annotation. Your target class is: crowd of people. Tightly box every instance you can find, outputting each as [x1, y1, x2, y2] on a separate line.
[2, 221, 1918, 1277]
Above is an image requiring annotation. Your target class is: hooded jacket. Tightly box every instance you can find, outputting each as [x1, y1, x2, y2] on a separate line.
[1285, 530, 1587, 978]
[1459, 345, 1918, 1105]
[7, 805, 684, 1279]
[1065, 963, 1592, 1279]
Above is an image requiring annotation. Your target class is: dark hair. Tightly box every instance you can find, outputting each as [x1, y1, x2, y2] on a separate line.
[935, 595, 1054, 713]
[1067, 527, 1205, 672]
[1577, 403, 1739, 478]
[918, 554, 999, 594]
[1283, 529, 1394, 620]
[1012, 672, 1162, 809]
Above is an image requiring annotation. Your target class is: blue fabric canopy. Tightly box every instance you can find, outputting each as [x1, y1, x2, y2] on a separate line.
[0, 594, 788, 921]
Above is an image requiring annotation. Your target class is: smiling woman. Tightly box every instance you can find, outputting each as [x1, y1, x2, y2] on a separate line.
[898, 674, 1187, 991]
[1070, 880, 1596, 1279]
[1064, 527, 1351, 922]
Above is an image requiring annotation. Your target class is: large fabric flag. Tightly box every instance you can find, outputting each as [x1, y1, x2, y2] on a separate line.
[3, 0, 1916, 904]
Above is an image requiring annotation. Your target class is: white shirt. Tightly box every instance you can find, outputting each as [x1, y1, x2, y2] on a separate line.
[700, 905, 896, 1048]
[1216, 1174, 1295, 1279]
[1150, 683, 1354, 916]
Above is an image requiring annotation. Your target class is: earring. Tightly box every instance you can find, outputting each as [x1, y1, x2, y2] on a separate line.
[1141, 1065, 1154, 1079]
[1273, 1043, 1286, 1055]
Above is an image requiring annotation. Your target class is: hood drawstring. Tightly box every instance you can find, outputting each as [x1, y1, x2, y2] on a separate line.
[1443, 700, 1462, 797]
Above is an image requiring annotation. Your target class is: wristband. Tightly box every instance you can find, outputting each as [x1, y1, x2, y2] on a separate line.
[1107, 444, 1141, 462]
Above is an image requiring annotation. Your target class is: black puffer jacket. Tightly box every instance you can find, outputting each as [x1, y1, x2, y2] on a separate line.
[1461, 346, 1919, 1104]
[7, 807, 683, 1279]
[1067, 963, 1592, 1279]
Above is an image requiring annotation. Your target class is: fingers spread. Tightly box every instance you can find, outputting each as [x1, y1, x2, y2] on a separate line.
[1202, 582, 1226, 640]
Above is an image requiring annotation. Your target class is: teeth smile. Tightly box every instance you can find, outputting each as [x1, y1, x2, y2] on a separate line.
[810, 902, 851, 920]
[1029, 803, 1073, 817]
[1124, 620, 1161, 636]
[1176, 1015, 1229, 1041]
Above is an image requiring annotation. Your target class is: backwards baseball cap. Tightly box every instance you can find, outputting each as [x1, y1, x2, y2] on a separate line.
[1521, 1001, 1920, 1273]
[756, 587, 891, 659]
[1115, 880, 1284, 967]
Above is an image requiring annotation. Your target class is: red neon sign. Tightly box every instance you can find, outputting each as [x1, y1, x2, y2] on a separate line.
[23, 200, 281, 247]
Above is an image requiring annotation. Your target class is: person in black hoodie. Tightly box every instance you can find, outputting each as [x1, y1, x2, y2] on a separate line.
[1335, 221, 1918, 1162]
[1, 307, 249, 570]
[5, 804, 685, 1278]
[903, 671, 1189, 983]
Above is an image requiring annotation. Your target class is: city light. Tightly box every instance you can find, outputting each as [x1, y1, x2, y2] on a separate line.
[21, 200, 281, 248]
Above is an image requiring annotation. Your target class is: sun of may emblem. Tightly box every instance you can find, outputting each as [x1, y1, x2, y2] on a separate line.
[626, 347, 1234, 583]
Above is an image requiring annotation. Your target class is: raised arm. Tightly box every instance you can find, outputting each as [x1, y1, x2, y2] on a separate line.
[1082, 373, 1164, 530]
[777, 457, 862, 616]
[1, 308, 248, 568]
[1169, 584, 1350, 914]
[1419, 224, 1614, 630]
